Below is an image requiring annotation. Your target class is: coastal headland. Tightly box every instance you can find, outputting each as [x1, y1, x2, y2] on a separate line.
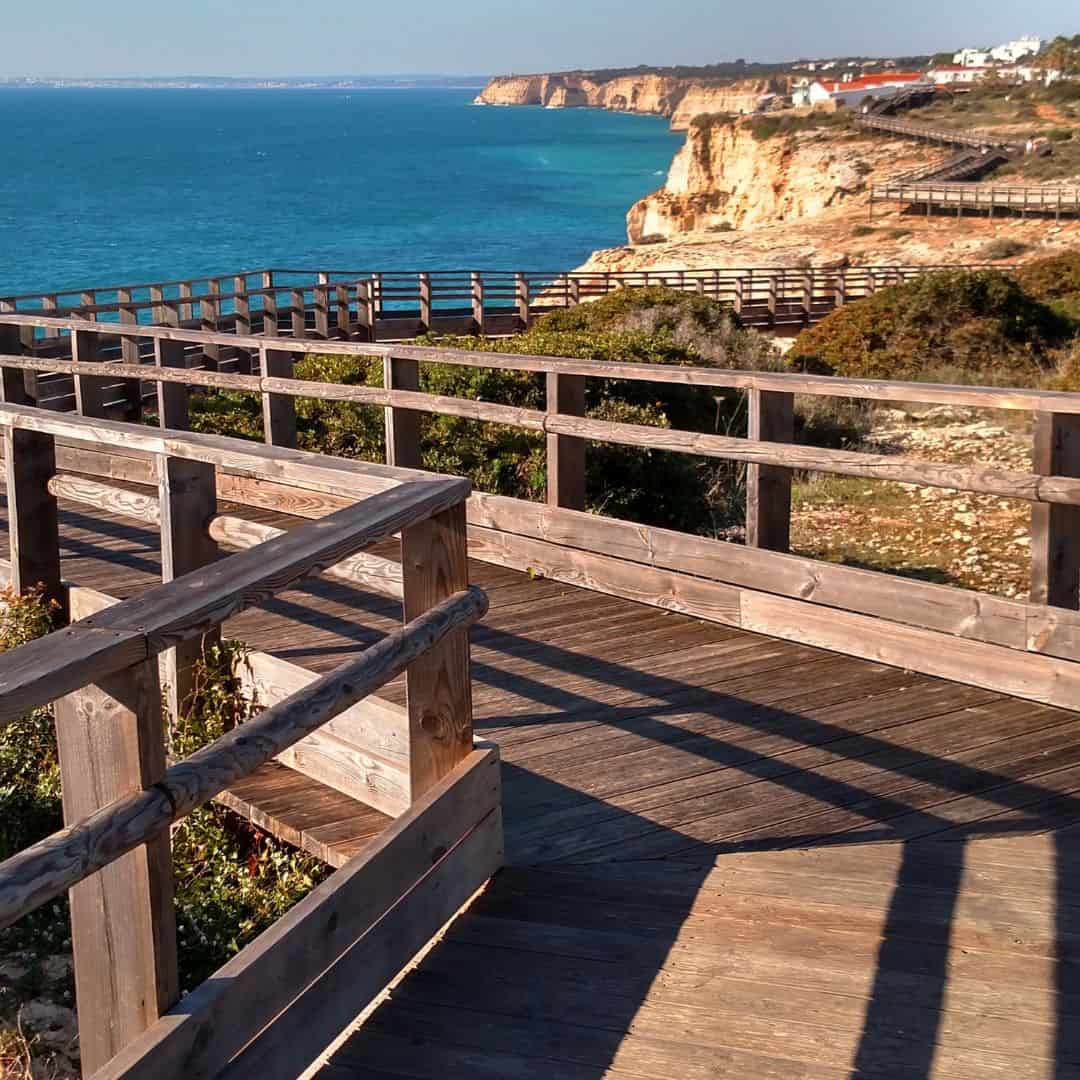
[476, 69, 1080, 274]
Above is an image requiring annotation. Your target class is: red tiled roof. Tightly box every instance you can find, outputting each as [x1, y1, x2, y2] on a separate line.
[821, 72, 927, 92]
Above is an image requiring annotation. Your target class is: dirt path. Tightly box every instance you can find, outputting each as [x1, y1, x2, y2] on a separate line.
[1036, 102, 1080, 127]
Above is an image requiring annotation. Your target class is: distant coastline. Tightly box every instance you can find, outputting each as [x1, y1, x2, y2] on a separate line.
[0, 75, 489, 91]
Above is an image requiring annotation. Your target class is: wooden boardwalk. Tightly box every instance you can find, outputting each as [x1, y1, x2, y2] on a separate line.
[18, 486, 1080, 1078]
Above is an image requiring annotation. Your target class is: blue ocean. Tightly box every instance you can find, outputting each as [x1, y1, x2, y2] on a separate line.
[0, 88, 680, 294]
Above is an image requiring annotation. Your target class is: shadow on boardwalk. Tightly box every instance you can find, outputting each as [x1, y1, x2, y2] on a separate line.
[16, 501, 1080, 1078]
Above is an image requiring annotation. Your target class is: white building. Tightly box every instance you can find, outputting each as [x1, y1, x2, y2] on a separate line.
[990, 36, 1043, 63]
[806, 72, 932, 109]
[953, 48, 991, 67]
[928, 66, 992, 85]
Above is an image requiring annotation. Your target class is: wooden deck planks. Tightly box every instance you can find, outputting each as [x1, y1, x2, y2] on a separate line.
[7, 487, 1080, 1077]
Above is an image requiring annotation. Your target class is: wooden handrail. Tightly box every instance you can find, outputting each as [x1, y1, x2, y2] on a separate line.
[0, 585, 486, 929]
[5, 350, 1080, 505]
[0, 472, 468, 725]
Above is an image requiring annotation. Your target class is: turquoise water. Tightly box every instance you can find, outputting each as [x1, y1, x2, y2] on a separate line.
[0, 89, 680, 294]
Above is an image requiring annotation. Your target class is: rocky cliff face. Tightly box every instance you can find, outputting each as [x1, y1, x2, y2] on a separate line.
[475, 73, 689, 117]
[669, 80, 784, 130]
[626, 120, 928, 242]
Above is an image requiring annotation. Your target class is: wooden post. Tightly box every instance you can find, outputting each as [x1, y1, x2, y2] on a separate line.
[149, 285, 166, 324]
[200, 281, 221, 372]
[383, 356, 422, 468]
[261, 346, 298, 448]
[767, 274, 777, 327]
[546, 372, 586, 511]
[262, 288, 279, 337]
[154, 338, 189, 430]
[290, 288, 307, 339]
[835, 268, 847, 310]
[336, 284, 352, 338]
[41, 295, 59, 340]
[116, 289, 144, 419]
[569, 276, 581, 306]
[1031, 412, 1080, 609]
[733, 275, 744, 319]
[80, 290, 97, 322]
[158, 455, 220, 721]
[0, 322, 35, 405]
[356, 281, 375, 342]
[419, 273, 432, 333]
[2, 427, 63, 615]
[232, 276, 253, 374]
[802, 270, 813, 326]
[471, 272, 485, 334]
[233, 275, 251, 336]
[400, 501, 474, 800]
[178, 281, 193, 323]
[746, 389, 794, 552]
[71, 328, 110, 417]
[55, 602, 177, 1074]
[516, 273, 530, 330]
[313, 285, 330, 339]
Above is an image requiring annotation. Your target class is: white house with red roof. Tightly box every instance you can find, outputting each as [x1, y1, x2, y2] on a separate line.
[802, 72, 931, 109]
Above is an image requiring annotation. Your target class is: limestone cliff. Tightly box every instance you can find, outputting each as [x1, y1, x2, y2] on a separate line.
[476, 74, 779, 124]
[626, 119, 931, 241]
[669, 80, 785, 130]
[475, 73, 688, 117]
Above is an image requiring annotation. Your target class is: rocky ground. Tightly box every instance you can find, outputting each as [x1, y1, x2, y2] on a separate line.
[579, 202, 1080, 274]
[791, 405, 1034, 599]
[0, 944, 78, 1078]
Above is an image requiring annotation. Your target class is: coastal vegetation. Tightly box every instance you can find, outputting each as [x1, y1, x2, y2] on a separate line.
[788, 262, 1078, 383]
[0, 592, 325, 1073]
[187, 288, 872, 536]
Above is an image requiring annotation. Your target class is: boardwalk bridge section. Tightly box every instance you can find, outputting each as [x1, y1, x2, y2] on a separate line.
[859, 112, 1080, 219]
[0, 292, 1079, 1076]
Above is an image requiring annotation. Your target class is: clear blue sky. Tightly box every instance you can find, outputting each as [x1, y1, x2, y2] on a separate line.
[3, 0, 1075, 77]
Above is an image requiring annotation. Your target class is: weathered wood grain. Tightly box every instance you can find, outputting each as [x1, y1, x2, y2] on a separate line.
[401, 502, 476, 799]
[157, 456, 219, 720]
[98, 748, 499, 1080]
[57, 590, 177, 1075]
[384, 356, 422, 469]
[1031, 411, 1080, 609]
[546, 372, 585, 511]
[0, 586, 488, 927]
[746, 388, 793, 552]
[209, 514, 404, 599]
[3, 428, 63, 612]
[240, 649, 410, 816]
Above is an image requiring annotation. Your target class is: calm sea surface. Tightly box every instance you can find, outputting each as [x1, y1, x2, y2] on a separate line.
[0, 88, 680, 294]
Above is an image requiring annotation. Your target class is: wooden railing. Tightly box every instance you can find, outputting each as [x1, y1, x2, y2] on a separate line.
[0, 263, 1016, 349]
[857, 113, 1079, 219]
[871, 178, 1080, 218]
[856, 113, 1021, 152]
[2, 310, 1080, 718]
[0, 407, 501, 1077]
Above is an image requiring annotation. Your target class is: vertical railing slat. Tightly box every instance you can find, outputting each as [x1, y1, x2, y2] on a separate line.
[1032, 412, 1080, 609]
[400, 500, 474, 800]
[746, 389, 794, 552]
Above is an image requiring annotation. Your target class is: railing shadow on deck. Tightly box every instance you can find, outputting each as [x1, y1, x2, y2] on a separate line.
[15, 486, 1080, 1076]
[128, 545, 1080, 1079]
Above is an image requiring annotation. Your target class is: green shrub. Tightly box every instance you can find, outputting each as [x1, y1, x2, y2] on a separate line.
[788, 269, 1070, 381]
[980, 238, 1029, 261]
[0, 594, 327, 1000]
[187, 288, 870, 535]
[1015, 251, 1080, 303]
[851, 224, 876, 238]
